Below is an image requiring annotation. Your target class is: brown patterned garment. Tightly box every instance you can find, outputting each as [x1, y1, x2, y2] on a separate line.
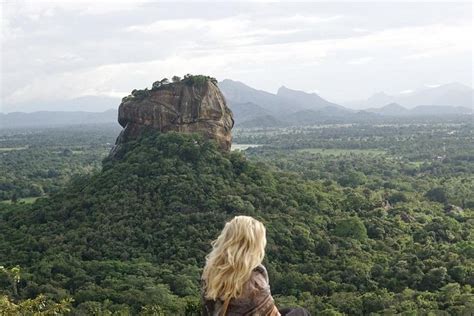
[202, 265, 280, 316]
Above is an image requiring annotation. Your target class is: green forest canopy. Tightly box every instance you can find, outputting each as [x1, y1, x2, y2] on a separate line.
[0, 131, 472, 315]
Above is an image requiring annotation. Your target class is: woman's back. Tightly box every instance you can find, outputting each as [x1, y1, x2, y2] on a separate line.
[201, 265, 279, 316]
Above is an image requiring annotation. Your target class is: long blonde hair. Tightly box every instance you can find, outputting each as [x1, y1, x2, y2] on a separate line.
[202, 216, 267, 301]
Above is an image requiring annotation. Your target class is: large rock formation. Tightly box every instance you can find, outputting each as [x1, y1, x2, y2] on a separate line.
[110, 77, 234, 157]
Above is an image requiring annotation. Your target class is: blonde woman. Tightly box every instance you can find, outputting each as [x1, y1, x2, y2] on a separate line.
[201, 216, 310, 316]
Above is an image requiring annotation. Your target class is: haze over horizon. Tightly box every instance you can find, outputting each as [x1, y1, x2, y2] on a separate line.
[1, 0, 472, 112]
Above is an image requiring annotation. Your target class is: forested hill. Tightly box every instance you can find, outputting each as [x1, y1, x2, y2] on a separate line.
[1, 132, 473, 314]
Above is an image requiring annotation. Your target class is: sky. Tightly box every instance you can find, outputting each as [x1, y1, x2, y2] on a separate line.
[1, 0, 472, 112]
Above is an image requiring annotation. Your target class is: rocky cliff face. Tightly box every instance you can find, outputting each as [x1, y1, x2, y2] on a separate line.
[110, 78, 234, 157]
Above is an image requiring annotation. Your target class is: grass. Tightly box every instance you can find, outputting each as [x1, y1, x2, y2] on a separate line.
[0, 197, 40, 204]
[298, 148, 386, 156]
[231, 144, 262, 151]
[0, 146, 28, 152]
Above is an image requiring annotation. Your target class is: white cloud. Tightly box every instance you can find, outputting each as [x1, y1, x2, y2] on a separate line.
[3, 0, 149, 17]
[126, 18, 215, 33]
[352, 28, 369, 33]
[338, 23, 471, 53]
[5, 21, 471, 105]
[347, 57, 373, 65]
[399, 89, 414, 94]
[403, 52, 432, 60]
[2, 1, 472, 108]
[4, 55, 234, 104]
[279, 14, 343, 24]
[424, 83, 442, 88]
[125, 14, 341, 47]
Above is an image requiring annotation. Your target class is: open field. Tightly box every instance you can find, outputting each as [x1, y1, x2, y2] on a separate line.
[0, 196, 40, 204]
[298, 148, 386, 156]
[231, 144, 262, 151]
[0, 146, 28, 152]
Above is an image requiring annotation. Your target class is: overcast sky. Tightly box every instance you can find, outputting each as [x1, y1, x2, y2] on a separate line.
[1, 0, 472, 112]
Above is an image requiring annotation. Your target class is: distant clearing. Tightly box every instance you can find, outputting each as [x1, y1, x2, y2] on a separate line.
[0, 146, 28, 152]
[0, 197, 39, 204]
[232, 144, 262, 151]
[298, 148, 386, 156]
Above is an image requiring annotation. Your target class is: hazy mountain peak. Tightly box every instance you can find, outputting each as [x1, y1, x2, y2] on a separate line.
[367, 91, 392, 100]
[364, 102, 407, 115]
[277, 85, 288, 93]
[219, 79, 254, 90]
[433, 82, 473, 92]
[220, 78, 244, 85]
[382, 103, 407, 110]
[359, 92, 395, 109]
[350, 82, 473, 109]
[276, 85, 345, 110]
[372, 91, 391, 97]
[277, 85, 317, 97]
[279, 86, 325, 101]
[277, 85, 297, 93]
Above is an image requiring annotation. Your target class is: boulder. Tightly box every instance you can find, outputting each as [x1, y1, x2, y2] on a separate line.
[110, 78, 234, 157]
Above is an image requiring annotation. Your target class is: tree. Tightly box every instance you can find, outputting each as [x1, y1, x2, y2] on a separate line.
[0, 266, 72, 314]
[387, 191, 408, 204]
[0, 265, 20, 298]
[334, 217, 368, 241]
[0, 294, 73, 315]
[425, 187, 448, 204]
[152, 81, 162, 89]
[11, 192, 18, 204]
[172, 76, 181, 83]
[337, 170, 367, 187]
[419, 267, 448, 291]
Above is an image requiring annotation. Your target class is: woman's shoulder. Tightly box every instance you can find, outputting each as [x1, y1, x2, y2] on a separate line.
[253, 264, 267, 275]
[248, 264, 270, 292]
[232, 265, 275, 314]
[252, 264, 269, 283]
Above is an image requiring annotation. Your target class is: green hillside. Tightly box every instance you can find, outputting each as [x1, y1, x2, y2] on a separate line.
[1, 131, 472, 315]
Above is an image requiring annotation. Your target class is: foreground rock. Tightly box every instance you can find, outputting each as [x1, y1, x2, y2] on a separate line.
[110, 76, 234, 157]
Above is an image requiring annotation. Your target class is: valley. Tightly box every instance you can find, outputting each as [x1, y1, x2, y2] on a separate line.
[1, 115, 472, 315]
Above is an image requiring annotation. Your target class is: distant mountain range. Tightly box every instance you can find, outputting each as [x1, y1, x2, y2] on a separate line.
[364, 103, 472, 116]
[1, 80, 471, 129]
[345, 82, 474, 109]
[2, 95, 121, 113]
[0, 109, 117, 129]
[219, 79, 348, 114]
[218, 79, 357, 126]
[219, 80, 472, 127]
